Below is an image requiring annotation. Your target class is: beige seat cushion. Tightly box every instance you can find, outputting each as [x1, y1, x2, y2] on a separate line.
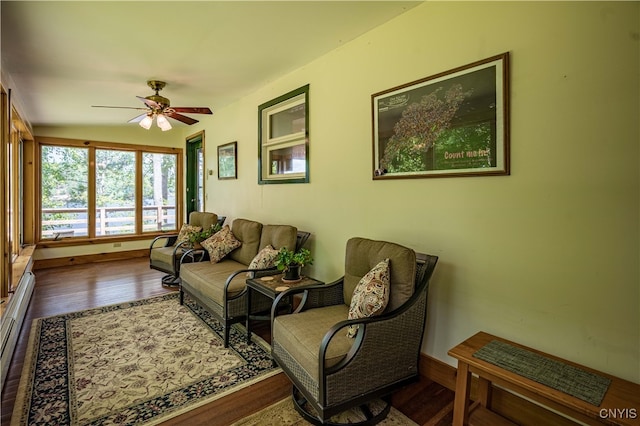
[189, 211, 218, 231]
[259, 224, 297, 251]
[228, 219, 263, 265]
[180, 259, 249, 302]
[343, 238, 416, 312]
[149, 246, 177, 271]
[273, 304, 354, 383]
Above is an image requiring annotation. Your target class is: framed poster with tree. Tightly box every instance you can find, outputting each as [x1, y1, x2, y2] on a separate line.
[372, 52, 510, 179]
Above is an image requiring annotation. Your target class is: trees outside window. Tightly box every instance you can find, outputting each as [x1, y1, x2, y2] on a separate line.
[41, 145, 89, 238]
[95, 149, 135, 236]
[39, 139, 181, 241]
[142, 153, 177, 232]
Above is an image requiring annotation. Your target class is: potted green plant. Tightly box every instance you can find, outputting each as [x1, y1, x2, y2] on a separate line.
[274, 247, 313, 282]
[187, 223, 222, 249]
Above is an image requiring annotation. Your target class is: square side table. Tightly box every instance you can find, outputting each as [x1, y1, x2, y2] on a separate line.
[245, 274, 323, 344]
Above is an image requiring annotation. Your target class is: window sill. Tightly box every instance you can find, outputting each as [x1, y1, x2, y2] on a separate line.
[36, 233, 175, 249]
[11, 245, 35, 292]
[1, 245, 36, 316]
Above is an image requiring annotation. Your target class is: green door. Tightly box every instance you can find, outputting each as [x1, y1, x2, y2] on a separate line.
[186, 133, 204, 217]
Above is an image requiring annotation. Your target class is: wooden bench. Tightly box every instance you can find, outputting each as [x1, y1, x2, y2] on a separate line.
[448, 331, 640, 426]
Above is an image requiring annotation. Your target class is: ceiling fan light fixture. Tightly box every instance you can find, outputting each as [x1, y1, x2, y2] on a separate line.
[156, 114, 172, 131]
[139, 114, 153, 130]
[93, 80, 210, 128]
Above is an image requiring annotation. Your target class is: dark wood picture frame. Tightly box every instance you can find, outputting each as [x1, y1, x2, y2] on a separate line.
[217, 141, 237, 180]
[372, 52, 510, 179]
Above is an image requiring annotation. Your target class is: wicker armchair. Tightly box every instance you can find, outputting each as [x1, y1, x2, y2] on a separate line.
[149, 212, 224, 285]
[271, 237, 438, 425]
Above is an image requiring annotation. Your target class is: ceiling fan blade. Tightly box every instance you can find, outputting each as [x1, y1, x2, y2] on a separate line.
[136, 96, 161, 109]
[171, 107, 212, 115]
[92, 105, 147, 110]
[166, 112, 198, 125]
[128, 113, 149, 123]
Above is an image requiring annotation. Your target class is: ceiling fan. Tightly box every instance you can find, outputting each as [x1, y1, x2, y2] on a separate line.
[92, 80, 212, 131]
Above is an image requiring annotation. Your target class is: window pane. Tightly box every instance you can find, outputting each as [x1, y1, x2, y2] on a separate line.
[269, 144, 306, 175]
[269, 102, 305, 139]
[95, 149, 136, 236]
[41, 146, 89, 239]
[8, 130, 14, 252]
[197, 148, 204, 212]
[142, 153, 177, 231]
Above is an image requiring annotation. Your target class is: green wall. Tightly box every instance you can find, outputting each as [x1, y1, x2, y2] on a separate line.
[196, 1, 639, 381]
[36, 2, 639, 382]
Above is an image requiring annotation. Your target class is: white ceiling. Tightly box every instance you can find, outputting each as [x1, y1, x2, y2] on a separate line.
[1, 1, 420, 127]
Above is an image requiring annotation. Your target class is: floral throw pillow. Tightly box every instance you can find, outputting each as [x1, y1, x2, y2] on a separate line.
[347, 258, 390, 338]
[201, 225, 242, 263]
[176, 224, 202, 246]
[246, 245, 279, 277]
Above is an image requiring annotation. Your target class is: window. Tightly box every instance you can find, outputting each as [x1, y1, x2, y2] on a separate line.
[142, 153, 177, 232]
[41, 145, 89, 238]
[96, 149, 136, 235]
[258, 85, 309, 184]
[3, 89, 34, 298]
[8, 110, 31, 252]
[38, 138, 181, 242]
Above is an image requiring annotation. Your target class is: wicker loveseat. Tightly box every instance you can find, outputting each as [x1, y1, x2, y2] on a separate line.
[179, 218, 304, 347]
[271, 237, 438, 425]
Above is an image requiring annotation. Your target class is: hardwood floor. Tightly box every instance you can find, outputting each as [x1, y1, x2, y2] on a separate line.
[1, 257, 454, 425]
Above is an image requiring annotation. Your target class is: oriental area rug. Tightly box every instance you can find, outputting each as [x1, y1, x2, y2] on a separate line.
[231, 397, 417, 426]
[11, 293, 280, 426]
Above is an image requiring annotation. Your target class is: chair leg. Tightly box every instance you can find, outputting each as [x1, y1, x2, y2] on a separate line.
[161, 274, 180, 287]
[179, 289, 184, 305]
[291, 386, 391, 426]
[223, 322, 231, 348]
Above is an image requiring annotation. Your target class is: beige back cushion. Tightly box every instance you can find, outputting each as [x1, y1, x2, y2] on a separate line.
[343, 237, 416, 312]
[189, 211, 218, 231]
[259, 225, 298, 251]
[228, 218, 263, 265]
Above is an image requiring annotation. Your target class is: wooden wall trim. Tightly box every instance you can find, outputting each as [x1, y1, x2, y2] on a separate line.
[33, 249, 149, 270]
[419, 353, 579, 426]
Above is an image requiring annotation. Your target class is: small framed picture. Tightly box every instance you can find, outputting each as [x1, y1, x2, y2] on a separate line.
[217, 141, 237, 180]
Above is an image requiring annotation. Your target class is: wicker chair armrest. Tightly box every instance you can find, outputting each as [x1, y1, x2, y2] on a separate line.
[271, 278, 344, 323]
[179, 248, 207, 264]
[317, 282, 430, 401]
[224, 266, 278, 290]
[172, 241, 191, 256]
[150, 234, 178, 249]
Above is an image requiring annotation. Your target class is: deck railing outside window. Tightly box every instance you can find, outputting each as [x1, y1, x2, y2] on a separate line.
[41, 205, 176, 239]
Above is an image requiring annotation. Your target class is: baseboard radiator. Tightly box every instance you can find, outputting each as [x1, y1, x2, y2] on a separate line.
[1, 271, 35, 393]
